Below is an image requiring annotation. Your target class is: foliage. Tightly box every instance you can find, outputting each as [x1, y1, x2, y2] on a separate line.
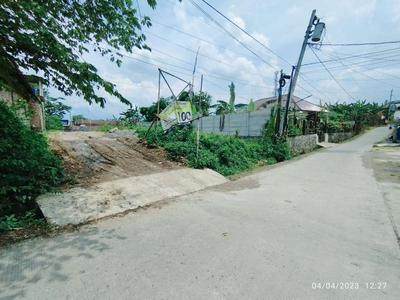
[248, 99, 255, 112]
[212, 100, 230, 115]
[8, 98, 35, 121]
[323, 100, 387, 134]
[72, 114, 87, 125]
[178, 91, 212, 116]
[0, 210, 45, 231]
[120, 107, 140, 125]
[0, 0, 157, 107]
[0, 101, 68, 223]
[46, 115, 64, 130]
[45, 96, 71, 130]
[136, 123, 291, 176]
[229, 82, 236, 112]
[45, 97, 71, 118]
[287, 122, 302, 136]
[211, 82, 237, 115]
[139, 96, 170, 122]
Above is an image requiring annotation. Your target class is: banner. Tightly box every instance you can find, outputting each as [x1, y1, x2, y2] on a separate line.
[159, 100, 193, 132]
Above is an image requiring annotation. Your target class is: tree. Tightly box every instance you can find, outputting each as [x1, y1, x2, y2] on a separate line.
[177, 91, 212, 116]
[139, 97, 170, 122]
[248, 99, 255, 112]
[120, 107, 140, 125]
[212, 100, 230, 115]
[72, 114, 87, 126]
[228, 82, 236, 112]
[45, 96, 71, 130]
[45, 97, 71, 118]
[0, 0, 157, 108]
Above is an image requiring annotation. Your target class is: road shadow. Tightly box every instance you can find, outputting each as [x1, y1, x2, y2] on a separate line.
[0, 227, 126, 300]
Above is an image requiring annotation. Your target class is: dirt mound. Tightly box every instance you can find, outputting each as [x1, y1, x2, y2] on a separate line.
[48, 131, 182, 188]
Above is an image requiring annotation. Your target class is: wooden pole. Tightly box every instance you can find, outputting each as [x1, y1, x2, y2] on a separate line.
[197, 75, 203, 158]
[155, 70, 161, 138]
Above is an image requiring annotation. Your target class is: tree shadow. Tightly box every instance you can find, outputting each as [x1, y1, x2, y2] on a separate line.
[0, 227, 127, 300]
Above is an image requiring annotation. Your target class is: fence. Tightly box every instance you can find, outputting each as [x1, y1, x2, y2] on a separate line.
[193, 109, 271, 137]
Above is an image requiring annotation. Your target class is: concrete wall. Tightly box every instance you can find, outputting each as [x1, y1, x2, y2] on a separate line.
[328, 132, 354, 143]
[194, 109, 271, 137]
[0, 91, 31, 128]
[288, 134, 318, 155]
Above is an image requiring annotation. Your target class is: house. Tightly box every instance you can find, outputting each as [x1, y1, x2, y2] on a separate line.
[254, 94, 325, 114]
[0, 77, 45, 131]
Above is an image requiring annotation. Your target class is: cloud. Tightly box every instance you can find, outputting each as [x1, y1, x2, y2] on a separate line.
[40, 0, 400, 119]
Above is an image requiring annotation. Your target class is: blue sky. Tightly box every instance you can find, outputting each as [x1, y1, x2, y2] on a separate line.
[49, 0, 400, 119]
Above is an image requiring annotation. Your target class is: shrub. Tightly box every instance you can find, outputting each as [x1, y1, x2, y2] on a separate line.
[0, 101, 68, 225]
[136, 123, 292, 177]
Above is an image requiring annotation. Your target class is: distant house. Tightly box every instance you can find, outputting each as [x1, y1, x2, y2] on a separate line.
[254, 94, 325, 114]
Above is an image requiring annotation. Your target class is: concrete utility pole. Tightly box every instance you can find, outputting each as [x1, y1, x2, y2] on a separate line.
[274, 71, 279, 97]
[281, 66, 296, 134]
[286, 10, 318, 113]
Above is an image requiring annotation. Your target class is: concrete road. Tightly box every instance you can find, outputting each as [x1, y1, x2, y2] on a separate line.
[1, 127, 399, 300]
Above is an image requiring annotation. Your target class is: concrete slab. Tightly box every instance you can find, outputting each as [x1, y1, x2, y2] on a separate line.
[37, 168, 228, 226]
[317, 142, 338, 148]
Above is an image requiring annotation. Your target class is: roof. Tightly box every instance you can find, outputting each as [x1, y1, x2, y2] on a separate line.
[254, 94, 325, 112]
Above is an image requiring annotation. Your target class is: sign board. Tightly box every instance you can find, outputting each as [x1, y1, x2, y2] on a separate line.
[159, 100, 192, 132]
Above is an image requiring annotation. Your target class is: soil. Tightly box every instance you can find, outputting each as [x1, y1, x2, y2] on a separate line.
[0, 130, 184, 247]
[47, 130, 183, 188]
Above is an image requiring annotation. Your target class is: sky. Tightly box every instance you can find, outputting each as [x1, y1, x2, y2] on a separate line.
[49, 0, 400, 119]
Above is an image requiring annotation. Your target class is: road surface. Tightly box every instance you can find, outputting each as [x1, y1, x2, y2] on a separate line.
[1, 127, 399, 300]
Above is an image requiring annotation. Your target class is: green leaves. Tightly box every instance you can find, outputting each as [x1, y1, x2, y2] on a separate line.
[136, 124, 291, 177]
[0, 101, 68, 219]
[0, 0, 157, 107]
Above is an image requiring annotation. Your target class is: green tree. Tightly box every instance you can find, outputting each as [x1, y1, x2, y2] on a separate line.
[45, 97, 71, 118]
[0, 0, 157, 107]
[228, 82, 236, 112]
[139, 97, 170, 122]
[212, 100, 230, 115]
[177, 91, 212, 116]
[248, 99, 255, 112]
[45, 97, 71, 130]
[72, 114, 87, 125]
[120, 107, 140, 125]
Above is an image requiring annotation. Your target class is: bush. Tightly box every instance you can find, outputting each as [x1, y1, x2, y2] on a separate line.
[0, 101, 68, 227]
[45, 115, 64, 130]
[136, 123, 292, 176]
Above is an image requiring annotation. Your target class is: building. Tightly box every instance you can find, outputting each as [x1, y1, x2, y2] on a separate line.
[254, 94, 325, 114]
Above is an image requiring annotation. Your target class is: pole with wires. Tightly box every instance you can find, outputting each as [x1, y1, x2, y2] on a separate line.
[287, 10, 318, 113]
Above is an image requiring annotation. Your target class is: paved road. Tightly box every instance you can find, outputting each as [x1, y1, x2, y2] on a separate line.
[1, 127, 399, 300]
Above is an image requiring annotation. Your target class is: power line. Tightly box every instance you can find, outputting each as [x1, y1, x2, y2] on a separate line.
[131, 46, 272, 87]
[303, 46, 400, 67]
[318, 49, 400, 80]
[309, 46, 357, 101]
[324, 35, 378, 101]
[144, 31, 275, 80]
[151, 19, 267, 64]
[321, 40, 400, 47]
[187, 0, 278, 70]
[201, 0, 292, 66]
[164, 0, 227, 36]
[298, 75, 336, 103]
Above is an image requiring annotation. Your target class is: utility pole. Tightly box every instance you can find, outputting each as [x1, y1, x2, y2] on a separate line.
[282, 66, 296, 134]
[274, 71, 279, 97]
[287, 10, 318, 112]
[275, 70, 291, 140]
